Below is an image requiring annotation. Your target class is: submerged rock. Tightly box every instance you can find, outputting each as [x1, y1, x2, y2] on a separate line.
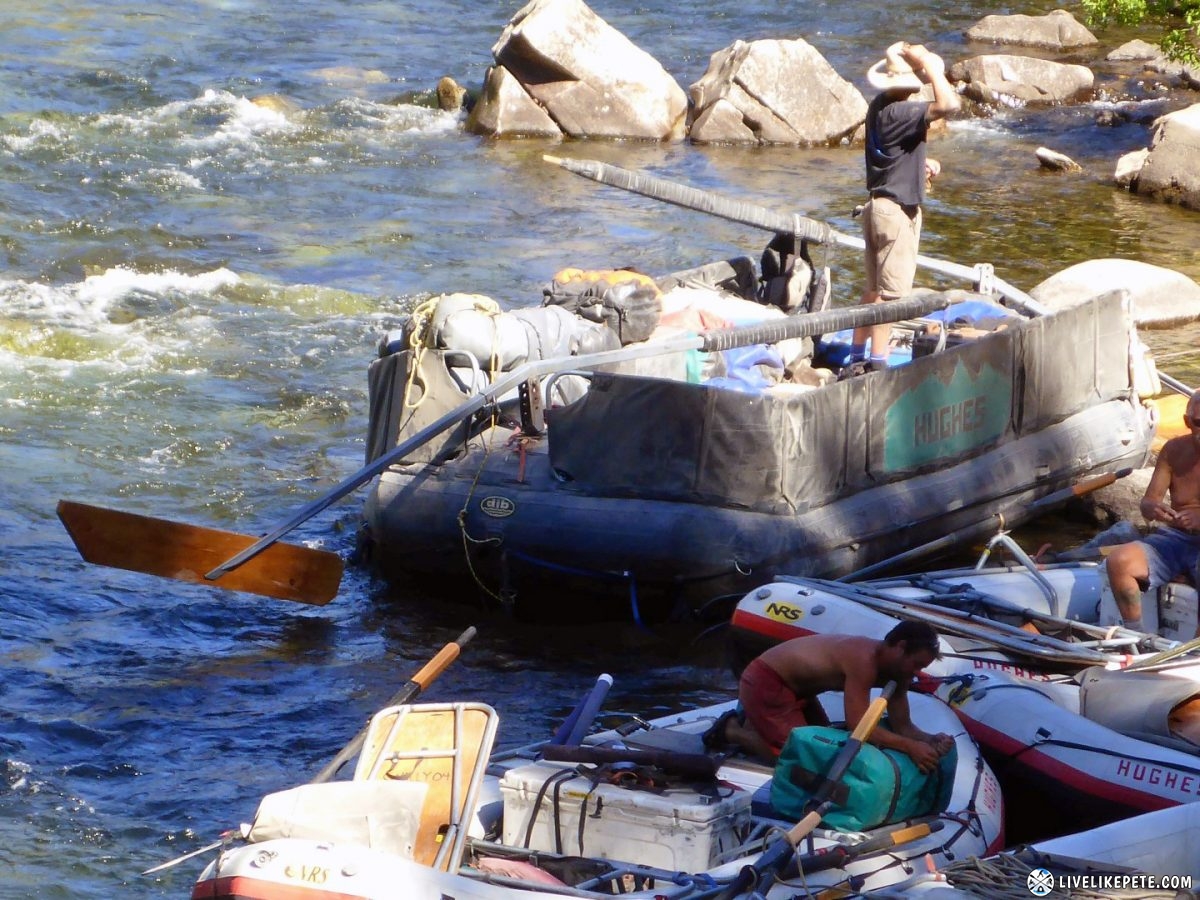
[1035, 146, 1082, 172]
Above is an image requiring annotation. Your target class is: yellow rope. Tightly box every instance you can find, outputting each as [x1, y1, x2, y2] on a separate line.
[401, 297, 440, 411]
[402, 294, 503, 410]
[456, 421, 507, 605]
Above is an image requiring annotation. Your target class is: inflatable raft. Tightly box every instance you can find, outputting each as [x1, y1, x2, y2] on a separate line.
[190, 693, 1002, 899]
[729, 557, 1200, 825]
[359, 264, 1157, 621]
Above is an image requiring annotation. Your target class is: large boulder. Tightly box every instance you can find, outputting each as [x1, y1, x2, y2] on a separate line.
[1030, 259, 1200, 327]
[466, 0, 687, 140]
[966, 9, 1097, 50]
[949, 54, 1094, 106]
[688, 39, 866, 146]
[1124, 104, 1200, 211]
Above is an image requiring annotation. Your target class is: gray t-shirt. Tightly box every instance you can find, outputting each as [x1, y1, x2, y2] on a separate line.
[865, 94, 931, 208]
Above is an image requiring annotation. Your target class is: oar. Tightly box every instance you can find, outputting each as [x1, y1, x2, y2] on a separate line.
[545, 155, 1047, 317]
[539, 744, 720, 781]
[56, 500, 343, 605]
[1160, 372, 1195, 399]
[60, 292, 951, 603]
[794, 818, 943, 876]
[312, 625, 476, 783]
[714, 682, 898, 900]
[1025, 467, 1133, 512]
[141, 835, 231, 876]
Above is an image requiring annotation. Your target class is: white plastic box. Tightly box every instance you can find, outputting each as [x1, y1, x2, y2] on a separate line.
[499, 760, 752, 873]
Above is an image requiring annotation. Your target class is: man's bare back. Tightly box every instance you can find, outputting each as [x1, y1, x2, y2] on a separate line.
[758, 634, 883, 695]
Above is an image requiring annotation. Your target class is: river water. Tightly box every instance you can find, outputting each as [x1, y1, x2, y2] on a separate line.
[3, 2, 1200, 896]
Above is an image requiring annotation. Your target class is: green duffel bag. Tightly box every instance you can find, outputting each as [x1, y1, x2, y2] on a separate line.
[769, 724, 954, 832]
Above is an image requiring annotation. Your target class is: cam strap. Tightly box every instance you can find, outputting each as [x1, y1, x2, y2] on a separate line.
[783, 764, 850, 807]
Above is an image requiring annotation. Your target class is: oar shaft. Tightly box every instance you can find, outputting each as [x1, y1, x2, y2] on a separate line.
[311, 627, 475, 784]
[715, 682, 898, 900]
[1160, 372, 1195, 398]
[547, 155, 1045, 315]
[1028, 468, 1132, 510]
[785, 686, 896, 847]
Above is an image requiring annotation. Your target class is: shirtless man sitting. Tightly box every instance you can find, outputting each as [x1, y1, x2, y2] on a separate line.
[1105, 389, 1200, 633]
[719, 620, 953, 772]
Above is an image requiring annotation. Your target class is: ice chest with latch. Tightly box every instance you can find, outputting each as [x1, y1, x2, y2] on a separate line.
[499, 760, 752, 872]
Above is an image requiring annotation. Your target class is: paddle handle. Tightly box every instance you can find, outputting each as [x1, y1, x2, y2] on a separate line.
[785, 681, 897, 847]
[311, 627, 475, 783]
[399, 626, 477, 701]
[1028, 468, 1132, 511]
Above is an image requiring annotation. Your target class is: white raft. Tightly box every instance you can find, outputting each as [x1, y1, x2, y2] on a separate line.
[190, 693, 1002, 900]
[729, 547, 1200, 820]
[878, 801, 1200, 897]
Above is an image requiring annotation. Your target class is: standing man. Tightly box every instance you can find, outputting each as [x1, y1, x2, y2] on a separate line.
[843, 42, 961, 378]
[1105, 389, 1200, 633]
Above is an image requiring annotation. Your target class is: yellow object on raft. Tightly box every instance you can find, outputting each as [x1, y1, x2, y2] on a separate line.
[1151, 393, 1190, 453]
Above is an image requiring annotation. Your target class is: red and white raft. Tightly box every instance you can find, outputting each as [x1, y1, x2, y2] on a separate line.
[730, 555, 1200, 822]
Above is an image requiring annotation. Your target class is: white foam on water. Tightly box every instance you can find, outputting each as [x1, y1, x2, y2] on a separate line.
[0, 267, 242, 370]
[75, 266, 241, 312]
[0, 118, 71, 153]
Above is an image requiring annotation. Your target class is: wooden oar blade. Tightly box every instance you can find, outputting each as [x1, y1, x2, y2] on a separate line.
[57, 500, 342, 605]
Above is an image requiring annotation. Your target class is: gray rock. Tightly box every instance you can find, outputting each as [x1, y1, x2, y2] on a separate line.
[1030, 259, 1200, 327]
[966, 9, 1097, 50]
[1114, 148, 1150, 187]
[1135, 103, 1200, 211]
[467, 0, 687, 141]
[1035, 146, 1082, 172]
[1107, 39, 1200, 84]
[688, 39, 866, 146]
[467, 65, 560, 137]
[949, 54, 1094, 106]
[1107, 39, 1162, 62]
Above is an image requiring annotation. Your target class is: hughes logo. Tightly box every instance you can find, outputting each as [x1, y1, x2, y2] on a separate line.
[480, 496, 516, 518]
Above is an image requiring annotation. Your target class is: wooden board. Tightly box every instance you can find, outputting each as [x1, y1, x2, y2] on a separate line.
[358, 705, 494, 869]
[57, 500, 342, 605]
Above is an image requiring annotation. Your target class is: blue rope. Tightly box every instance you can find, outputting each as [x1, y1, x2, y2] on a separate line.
[502, 548, 646, 629]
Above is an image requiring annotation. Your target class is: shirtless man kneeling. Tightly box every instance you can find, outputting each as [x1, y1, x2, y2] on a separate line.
[719, 620, 953, 772]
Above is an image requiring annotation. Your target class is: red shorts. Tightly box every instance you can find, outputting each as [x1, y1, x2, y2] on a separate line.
[739, 656, 828, 757]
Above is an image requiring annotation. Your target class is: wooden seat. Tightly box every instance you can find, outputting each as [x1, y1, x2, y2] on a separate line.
[353, 702, 497, 871]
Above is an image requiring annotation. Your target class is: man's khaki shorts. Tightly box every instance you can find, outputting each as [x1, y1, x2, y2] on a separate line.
[863, 196, 922, 299]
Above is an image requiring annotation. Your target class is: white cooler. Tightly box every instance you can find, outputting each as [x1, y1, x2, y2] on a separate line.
[499, 760, 751, 872]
